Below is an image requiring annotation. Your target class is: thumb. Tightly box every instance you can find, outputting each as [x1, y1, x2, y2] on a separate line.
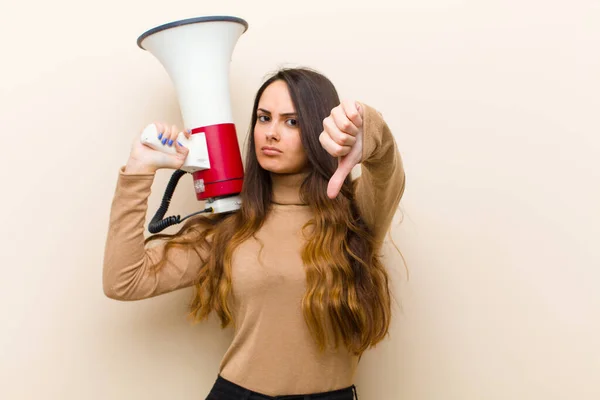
[327, 158, 354, 199]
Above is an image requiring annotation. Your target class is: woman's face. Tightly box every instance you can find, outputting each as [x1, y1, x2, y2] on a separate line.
[254, 80, 308, 175]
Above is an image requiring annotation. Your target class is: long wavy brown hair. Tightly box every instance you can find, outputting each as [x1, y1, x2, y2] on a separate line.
[148, 68, 392, 356]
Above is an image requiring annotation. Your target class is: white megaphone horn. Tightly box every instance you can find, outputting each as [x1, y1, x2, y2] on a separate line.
[136, 16, 248, 232]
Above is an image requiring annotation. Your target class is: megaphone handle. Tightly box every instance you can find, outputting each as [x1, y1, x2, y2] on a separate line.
[140, 123, 189, 155]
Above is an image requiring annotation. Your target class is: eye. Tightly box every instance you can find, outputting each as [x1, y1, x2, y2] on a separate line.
[258, 115, 270, 123]
[286, 118, 298, 127]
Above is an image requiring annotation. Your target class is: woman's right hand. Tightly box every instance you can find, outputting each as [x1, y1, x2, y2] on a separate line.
[124, 122, 191, 174]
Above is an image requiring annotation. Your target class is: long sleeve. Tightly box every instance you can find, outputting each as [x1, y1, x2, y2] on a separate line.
[102, 167, 206, 301]
[353, 103, 406, 245]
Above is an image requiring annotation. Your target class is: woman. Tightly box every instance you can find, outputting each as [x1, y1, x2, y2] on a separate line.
[103, 67, 405, 399]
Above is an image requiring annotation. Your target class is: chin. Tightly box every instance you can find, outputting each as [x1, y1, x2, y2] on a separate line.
[258, 158, 298, 175]
[260, 163, 291, 174]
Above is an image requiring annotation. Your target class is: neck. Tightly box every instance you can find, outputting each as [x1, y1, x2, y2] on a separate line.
[270, 171, 309, 205]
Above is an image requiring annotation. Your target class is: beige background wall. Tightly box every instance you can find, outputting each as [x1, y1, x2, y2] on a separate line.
[1, 0, 598, 399]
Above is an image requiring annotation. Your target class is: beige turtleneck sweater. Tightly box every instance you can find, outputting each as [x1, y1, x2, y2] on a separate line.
[102, 104, 405, 395]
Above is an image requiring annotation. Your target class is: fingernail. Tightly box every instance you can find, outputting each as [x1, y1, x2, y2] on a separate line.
[168, 139, 173, 146]
[177, 141, 183, 146]
[162, 138, 167, 145]
[187, 129, 191, 133]
[158, 133, 163, 140]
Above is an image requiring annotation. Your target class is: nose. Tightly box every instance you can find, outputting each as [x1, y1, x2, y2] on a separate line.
[265, 127, 279, 141]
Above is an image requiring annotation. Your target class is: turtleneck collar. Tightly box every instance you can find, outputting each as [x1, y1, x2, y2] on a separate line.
[270, 171, 309, 205]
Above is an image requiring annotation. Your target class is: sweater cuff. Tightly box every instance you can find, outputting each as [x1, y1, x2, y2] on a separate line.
[359, 102, 385, 163]
[118, 165, 155, 179]
[115, 166, 155, 197]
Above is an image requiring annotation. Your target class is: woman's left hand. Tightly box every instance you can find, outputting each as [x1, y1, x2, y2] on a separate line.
[319, 100, 364, 199]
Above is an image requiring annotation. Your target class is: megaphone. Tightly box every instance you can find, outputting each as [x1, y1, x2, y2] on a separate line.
[136, 16, 248, 233]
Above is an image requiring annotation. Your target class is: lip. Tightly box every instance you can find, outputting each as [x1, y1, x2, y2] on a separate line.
[261, 146, 282, 155]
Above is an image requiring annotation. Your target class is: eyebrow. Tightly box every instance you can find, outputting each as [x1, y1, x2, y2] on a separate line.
[257, 108, 297, 117]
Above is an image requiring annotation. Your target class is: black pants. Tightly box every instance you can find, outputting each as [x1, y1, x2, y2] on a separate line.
[206, 375, 358, 400]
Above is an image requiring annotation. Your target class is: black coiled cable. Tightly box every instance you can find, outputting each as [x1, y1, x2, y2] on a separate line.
[148, 169, 212, 234]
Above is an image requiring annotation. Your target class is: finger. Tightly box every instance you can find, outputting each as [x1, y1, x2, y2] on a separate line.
[156, 122, 170, 145]
[159, 124, 168, 146]
[164, 124, 177, 147]
[319, 131, 352, 157]
[331, 105, 359, 136]
[154, 122, 165, 139]
[172, 125, 180, 147]
[183, 128, 191, 139]
[327, 160, 354, 199]
[323, 117, 357, 147]
[341, 100, 363, 128]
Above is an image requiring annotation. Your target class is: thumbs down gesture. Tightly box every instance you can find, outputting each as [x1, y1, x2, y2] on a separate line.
[319, 100, 364, 199]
